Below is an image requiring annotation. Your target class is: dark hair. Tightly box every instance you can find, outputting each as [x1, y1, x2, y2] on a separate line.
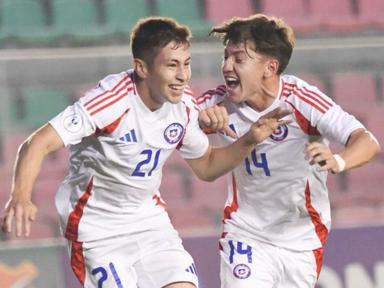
[130, 17, 192, 66]
[210, 14, 295, 74]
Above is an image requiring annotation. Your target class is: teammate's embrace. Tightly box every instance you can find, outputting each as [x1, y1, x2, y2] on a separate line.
[197, 14, 381, 288]
[1, 17, 288, 288]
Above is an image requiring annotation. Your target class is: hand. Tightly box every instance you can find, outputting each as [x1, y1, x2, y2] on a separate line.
[245, 107, 292, 144]
[2, 197, 37, 237]
[199, 104, 237, 138]
[305, 142, 341, 173]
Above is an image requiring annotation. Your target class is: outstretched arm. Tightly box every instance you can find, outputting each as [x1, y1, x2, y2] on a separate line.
[2, 124, 64, 237]
[187, 107, 291, 181]
[306, 128, 381, 173]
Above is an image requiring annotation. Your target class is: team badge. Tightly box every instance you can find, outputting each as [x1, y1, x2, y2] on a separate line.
[233, 264, 251, 279]
[164, 123, 184, 144]
[269, 124, 288, 142]
[63, 113, 82, 133]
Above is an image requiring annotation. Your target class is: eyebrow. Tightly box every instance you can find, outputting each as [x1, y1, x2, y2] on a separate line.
[225, 50, 247, 57]
[167, 56, 192, 63]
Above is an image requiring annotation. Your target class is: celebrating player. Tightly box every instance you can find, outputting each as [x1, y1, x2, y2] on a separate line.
[197, 14, 381, 288]
[1, 17, 289, 288]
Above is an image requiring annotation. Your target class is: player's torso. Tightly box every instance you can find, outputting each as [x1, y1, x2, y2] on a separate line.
[220, 98, 329, 250]
[67, 92, 190, 206]
[225, 98, 322, 190]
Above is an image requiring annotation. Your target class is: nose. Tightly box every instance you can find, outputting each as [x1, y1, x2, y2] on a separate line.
[176, 66, 189, 82]
[222, 58, 233, 73]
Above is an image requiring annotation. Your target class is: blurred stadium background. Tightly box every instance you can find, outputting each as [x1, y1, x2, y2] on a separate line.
[0, 0, 383, 287]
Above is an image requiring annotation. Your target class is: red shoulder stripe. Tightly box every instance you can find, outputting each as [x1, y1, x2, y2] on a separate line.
[89, 89, 131, 116]
[86, 83, 133, 112]
[84, 75, 131, 107]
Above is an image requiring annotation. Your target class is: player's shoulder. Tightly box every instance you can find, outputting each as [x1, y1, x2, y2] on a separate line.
[281, 74, 334, 113]
[77, 70, 134, 118]
[195, 84, 227, 108]
[198, 84, 227, 99]
[97, 70, 133, 91]
[180, 85, 197, 106]
[281, 74, 324, 96]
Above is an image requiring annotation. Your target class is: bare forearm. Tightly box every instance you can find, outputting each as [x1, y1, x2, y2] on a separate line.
[11, 124, 64, 200]
[341, 129, 381, 170]
[188, 110, 290, 181]
[208, 138, 254, 180]
[189, 134, 255, 182]
[12, 137, 47, 200]
[2, 124, 64, 236]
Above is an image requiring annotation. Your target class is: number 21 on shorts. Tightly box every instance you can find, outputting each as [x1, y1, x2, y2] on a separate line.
[92, 262, 123, 288]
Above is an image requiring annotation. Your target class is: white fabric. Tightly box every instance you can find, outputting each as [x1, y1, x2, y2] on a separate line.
[220, 237, 317, 288]
[49, 69, 209, 242]
[333, 154, 346, 172]
[68, 214, 199, 288]
[197, 74, 365, 251]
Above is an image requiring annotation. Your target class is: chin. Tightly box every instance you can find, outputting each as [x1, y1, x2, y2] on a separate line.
[228, 92, 242, 103]
[168, 95, 182, 104]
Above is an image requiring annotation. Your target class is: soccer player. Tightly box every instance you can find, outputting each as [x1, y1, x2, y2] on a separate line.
[1, 17, 289, 288]
[197, 14, 381, 288]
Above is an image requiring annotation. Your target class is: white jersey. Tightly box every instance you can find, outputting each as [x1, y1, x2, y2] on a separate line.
[50, 69, 209, 242]
[197, 75, 364, 251]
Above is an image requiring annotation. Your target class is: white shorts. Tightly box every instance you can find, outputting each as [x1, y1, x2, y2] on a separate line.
[220, 237, 321, 288]
[66, 221, 199, 288]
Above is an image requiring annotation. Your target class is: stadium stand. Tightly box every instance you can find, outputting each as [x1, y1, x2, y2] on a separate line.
[365, 106, 384, 147]
[51, 0, 107, 42]
[204, 0, 253, 23]
[1, 132, 28, 171]
[259, 0, 317, 33]
[10, 89, 69, 130]
[357, 0, 384, 30]
[381, 73, 384, 102]
[104, 0, 149, 35]
[154, 0, 211, 38]
[331, 71, 378, 118]
[0, 0, 383, 46]
[295, 72, 327, 93]
[309, 0, 361, 32]
[0, 0, 47, 43]
[343, 160, 384, 206]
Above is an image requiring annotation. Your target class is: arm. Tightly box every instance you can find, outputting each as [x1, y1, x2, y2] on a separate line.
[306, 128, 381, 173]
[2, 124, 64, 237]
[187, 108, 290, 181]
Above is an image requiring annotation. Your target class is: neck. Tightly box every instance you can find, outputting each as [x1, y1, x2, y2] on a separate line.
[135, 77, 162, 111]
[246, 76, 280, 111]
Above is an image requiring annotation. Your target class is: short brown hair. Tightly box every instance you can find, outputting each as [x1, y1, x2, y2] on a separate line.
[130, 17, 192, 65]
[211, 14, 295, 74]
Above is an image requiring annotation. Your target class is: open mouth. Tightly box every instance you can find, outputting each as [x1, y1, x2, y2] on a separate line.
[225, 77, 240, 89]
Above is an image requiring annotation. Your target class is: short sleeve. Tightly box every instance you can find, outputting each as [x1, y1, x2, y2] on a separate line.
[49, 71, 133, 146]
[178, 99, 210, 159]
[196, 85, 227, 110]
[49, 102, 96, 146]
[316, 105, 365, 145]
[78, 71, 132, 129]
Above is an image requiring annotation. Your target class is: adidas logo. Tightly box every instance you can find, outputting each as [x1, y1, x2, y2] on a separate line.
[120, 129, 137, 143]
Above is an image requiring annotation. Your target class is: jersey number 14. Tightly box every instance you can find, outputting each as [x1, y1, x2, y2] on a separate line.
[244, 149, 271, 176]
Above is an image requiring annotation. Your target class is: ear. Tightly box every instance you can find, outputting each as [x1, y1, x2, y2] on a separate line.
[264, 58, 279, 78]
[134, 58, 149, 79]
